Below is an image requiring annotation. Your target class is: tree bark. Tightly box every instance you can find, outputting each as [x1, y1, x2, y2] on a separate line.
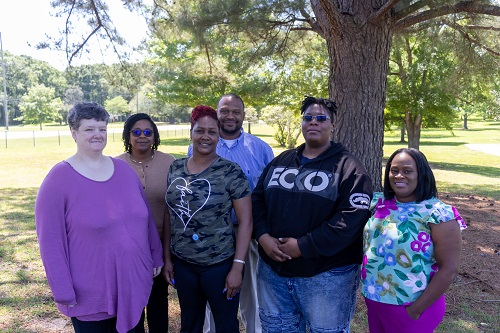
[405, 111, 422, 150]
[313, 1, 392, 191]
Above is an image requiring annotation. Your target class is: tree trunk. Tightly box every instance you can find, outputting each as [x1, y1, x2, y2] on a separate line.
[313, 1, 393, 191]
[400, 124, 406, 143]
[463, 113, 468, 130]
[405, 112, 422, 150]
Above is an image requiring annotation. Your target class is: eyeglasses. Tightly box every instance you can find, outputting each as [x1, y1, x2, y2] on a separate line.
[302, 115, 330, 122]
[130, 129, 153, 137]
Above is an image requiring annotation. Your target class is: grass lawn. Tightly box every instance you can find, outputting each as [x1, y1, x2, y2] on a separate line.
[0, 120, 498, 332]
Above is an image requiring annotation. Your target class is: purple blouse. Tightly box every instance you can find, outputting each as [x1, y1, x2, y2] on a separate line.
[35, 158, 163, 332]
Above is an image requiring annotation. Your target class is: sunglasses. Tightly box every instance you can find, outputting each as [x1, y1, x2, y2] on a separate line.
[302, 115, 330, 122]
[130, 129, 153, 137]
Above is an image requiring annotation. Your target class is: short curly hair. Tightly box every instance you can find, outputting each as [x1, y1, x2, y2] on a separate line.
[67, 102, 109, 130]
[300, 96, 337, 123]
[122, 113, 160, 154]
[190, 105, 219, 130]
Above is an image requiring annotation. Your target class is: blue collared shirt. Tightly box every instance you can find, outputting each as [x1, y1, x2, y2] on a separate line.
[188, 130, 274, 191]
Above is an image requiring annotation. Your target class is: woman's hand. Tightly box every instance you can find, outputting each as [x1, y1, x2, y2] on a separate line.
[405, 304, 421, 320]
[224, 265, 243, 300]
[163, 256, 175, 288]
[153, 265, 163, 278]
[258, 234, 292, 262]
[278, 237, 301, 258]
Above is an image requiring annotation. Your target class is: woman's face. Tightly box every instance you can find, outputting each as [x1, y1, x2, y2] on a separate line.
[71, 118, 107, 153]
[301, 104, 333, 147]
[388, 152, 418, 202]
[129, 119, 155, 154]
[191, 116, 219, 156]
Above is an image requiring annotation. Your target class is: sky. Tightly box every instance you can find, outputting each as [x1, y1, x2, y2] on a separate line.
[0, 0, 149, 70]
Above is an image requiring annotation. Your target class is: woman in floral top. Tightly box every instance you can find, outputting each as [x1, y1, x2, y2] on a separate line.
[361, 148, 465, 333]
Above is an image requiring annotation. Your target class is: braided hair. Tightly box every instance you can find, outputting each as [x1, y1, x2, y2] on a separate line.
[300, 96, 337, 123]
[122, 113, 160, 154]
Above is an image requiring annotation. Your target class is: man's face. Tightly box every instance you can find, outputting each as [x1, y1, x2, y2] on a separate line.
[217, 96, 245, 137]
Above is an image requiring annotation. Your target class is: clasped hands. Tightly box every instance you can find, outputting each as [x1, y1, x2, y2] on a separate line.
[258, 234, 301, 262]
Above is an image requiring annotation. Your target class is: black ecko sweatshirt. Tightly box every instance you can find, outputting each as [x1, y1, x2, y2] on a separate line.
[252, 141, 373, 277]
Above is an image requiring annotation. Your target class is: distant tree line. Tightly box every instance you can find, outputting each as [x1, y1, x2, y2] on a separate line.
[0, 52, 193, 129]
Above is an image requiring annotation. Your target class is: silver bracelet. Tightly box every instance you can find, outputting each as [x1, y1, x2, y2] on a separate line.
[233, 259, 245, 265]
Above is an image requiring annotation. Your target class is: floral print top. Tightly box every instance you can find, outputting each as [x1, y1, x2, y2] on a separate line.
[360, 192, 465, 305]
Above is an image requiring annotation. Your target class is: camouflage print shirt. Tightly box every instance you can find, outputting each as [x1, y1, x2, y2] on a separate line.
[166, 156, 250, 265]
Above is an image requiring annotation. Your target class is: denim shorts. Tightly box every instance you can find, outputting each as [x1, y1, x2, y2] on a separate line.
[257, 259, 360, 333]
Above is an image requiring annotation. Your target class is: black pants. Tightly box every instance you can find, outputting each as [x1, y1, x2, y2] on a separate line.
[136, 274, 169, 333]
[173, 256, 240, 333]
[71, 317, 140, 333]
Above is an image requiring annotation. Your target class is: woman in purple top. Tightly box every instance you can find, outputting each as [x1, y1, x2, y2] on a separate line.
[35, 102, 164, 333]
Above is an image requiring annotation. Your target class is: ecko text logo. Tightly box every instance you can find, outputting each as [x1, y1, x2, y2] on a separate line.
[266, 167, 338, 195]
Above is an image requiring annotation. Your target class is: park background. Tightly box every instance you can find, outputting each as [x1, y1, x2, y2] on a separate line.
[1, 0, 500, 332]
[0, 120, 499, 332]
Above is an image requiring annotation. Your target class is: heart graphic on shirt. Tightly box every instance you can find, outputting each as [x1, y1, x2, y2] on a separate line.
[166, 177, 211, 230]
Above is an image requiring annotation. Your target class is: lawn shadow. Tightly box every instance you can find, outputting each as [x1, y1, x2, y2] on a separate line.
[430, 161, 499, 179]
[252, 133, 274, 138]
[439, 182, 499, 200]
[160, 137, 191, 146]
[0, 188, 37, 233]
[384, 141, 467, 147]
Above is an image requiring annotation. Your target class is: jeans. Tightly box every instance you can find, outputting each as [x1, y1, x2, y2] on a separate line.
[174, 256, 240, 333]
[257, 259, 360, 333]
[203, 239, 261, 333]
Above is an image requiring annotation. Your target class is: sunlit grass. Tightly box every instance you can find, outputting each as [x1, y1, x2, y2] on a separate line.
[0, 120, 499, 332]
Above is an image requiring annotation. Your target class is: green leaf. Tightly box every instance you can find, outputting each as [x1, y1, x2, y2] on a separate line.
[395, 287, 409, 298]
[411, 265, 423, 274]
[394, 269, 409, 281]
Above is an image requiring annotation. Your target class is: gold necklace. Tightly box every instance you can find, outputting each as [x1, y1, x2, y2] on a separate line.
[130, 152, 154, 164]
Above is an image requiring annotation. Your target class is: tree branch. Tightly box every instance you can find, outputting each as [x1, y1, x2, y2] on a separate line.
[463, 25, 500, 32]
[393, 0, 432, 21]
[68, 0, 104, 65]
[371, 0, 400, 22]
[298, 5, 324, 37]
[441, 19, 500, 57]
[394, 1, 500, 32]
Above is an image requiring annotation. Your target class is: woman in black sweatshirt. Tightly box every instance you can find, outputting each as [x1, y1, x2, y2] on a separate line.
[252, 96, 373, 333]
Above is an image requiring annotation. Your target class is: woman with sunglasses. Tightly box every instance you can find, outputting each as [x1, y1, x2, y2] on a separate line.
[117, 113, 175, 333]
[252, 96, 373, 332]
[36, 103, 163, 333]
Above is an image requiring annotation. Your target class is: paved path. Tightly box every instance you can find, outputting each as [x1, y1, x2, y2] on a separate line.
[464, 144, 500, 156]
[1, 124, 191, 139]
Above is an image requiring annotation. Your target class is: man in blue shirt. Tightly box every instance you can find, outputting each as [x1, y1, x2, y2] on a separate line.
[188, 93, 274, 333]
